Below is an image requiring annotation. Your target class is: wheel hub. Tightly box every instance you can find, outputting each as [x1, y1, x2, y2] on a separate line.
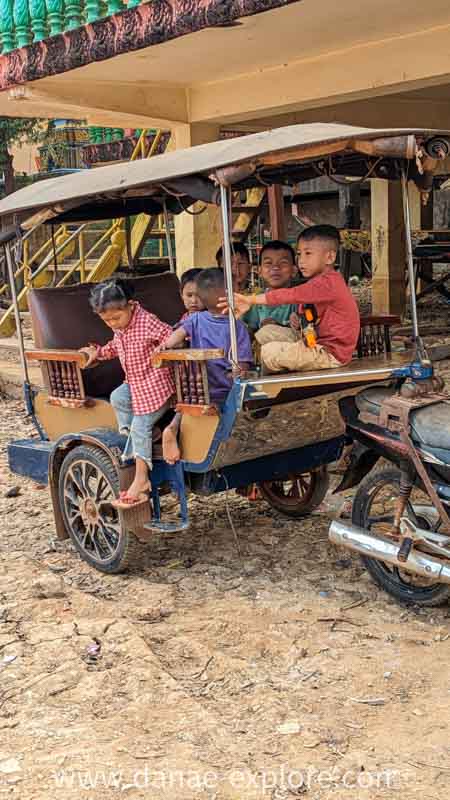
[80, 498, 99, 525]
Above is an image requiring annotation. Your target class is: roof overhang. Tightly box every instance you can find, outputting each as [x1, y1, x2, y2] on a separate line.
[0, 123, 448, 228]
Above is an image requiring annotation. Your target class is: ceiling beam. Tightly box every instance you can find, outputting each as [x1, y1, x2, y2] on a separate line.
[188, 22, 450, 124]
[2, 80, 188, 128]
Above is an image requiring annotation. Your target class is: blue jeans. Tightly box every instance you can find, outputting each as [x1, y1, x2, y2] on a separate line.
[110, 383, 171, 469]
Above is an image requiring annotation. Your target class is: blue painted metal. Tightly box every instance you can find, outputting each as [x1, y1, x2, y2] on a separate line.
[422, 448, 450, 467]
[148, 459, 189, 530]
[53, 428, 129, 457]
[25, 383, 47, 441]
[8, 438, 55, 484]
[181, 380, 243, 473]
[187, 437, 344, 495]
[393, 361, 434, 381]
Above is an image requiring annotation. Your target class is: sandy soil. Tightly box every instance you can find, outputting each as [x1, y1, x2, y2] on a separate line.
[1, 388, 450, 800]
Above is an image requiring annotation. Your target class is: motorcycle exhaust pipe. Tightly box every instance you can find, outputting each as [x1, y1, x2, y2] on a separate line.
[329, 520, 450, 584]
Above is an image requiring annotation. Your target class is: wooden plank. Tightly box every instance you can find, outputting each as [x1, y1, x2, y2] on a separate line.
[175, 403, 219, 417]
[152, 348, 224, 367]
[47, 397, 92, 409]
[25, 348, 88, 365]
[267, 184, 286, 241]
[360, 315, 400, 326]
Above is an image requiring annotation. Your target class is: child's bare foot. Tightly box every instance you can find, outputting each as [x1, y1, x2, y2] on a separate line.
[121, 477, 150, 504]
[163, 426, 181, 465]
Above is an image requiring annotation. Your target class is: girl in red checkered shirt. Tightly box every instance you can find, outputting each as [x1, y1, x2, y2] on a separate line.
[80, 279, 175, 507]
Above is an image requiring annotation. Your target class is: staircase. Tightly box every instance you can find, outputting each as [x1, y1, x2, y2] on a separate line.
[0, 129, 171, 337]
[231, 187, 266, 243]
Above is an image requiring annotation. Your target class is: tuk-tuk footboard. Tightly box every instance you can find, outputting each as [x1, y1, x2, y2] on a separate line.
[187, 436, 344, 496]
[8, 438, 54, 485]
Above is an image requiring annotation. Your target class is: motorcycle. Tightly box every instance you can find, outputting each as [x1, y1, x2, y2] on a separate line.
[329, 368, 450, 607]
[328, 156, 450, 608]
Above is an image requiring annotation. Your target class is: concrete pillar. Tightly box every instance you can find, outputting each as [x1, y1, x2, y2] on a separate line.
[172, 123, 221, 276]
[371, 178, 406, 316]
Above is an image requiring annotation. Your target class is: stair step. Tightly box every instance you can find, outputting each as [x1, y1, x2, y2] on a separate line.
[0, 336, 34, 350]
[47, 259, 99, 272]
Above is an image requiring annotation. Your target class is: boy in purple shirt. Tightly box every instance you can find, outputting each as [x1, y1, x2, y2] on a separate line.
[160, 269, 252, 463]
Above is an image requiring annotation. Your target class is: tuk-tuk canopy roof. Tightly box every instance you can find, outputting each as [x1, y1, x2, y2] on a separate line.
[0, 123, 447, 226]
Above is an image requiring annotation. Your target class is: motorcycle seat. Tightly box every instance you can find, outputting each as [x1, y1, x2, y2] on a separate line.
[356, 386, 450, 452]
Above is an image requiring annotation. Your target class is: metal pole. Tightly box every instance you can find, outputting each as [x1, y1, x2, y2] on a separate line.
[220, 184, 238, 366]
[163, 201, 175, 273]
[5, 242, 30, 387]
[401, 170, 420, 342]
[79, 230, 86, 283]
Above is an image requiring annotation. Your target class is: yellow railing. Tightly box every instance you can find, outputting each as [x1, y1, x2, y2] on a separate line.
[0, 128, 171, 336]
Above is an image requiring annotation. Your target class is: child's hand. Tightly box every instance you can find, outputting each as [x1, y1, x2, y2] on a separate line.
[218, 293, 252, 318]
[232, 362, 250, 379]
[259, 317, 277, 328]
[79, 345, 98, 368]
[289, 312, 301, 331]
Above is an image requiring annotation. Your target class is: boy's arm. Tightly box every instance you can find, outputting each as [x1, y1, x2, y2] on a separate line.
[159, 326, 188, 350]
[265, 275, 335, 307]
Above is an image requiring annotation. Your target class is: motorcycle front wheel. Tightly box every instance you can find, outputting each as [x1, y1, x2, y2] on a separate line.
[352, 466, 450, 607]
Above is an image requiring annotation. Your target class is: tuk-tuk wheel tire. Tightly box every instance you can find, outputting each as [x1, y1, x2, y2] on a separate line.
[58, 444, 143, 574]
[259, 466, 329, 518]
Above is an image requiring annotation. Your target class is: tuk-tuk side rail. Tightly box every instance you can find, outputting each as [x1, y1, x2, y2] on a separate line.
[152, 348, 224, 416]
[357, 315, 400, 359]
[151, 348, 224, 366]
[25, 348, 89, 408]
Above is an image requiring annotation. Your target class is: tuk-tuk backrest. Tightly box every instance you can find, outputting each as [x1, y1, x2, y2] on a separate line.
[28, 273, 184, 399]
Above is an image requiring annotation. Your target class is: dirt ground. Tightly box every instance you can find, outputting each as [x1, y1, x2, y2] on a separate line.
[1, 384, 450, 800]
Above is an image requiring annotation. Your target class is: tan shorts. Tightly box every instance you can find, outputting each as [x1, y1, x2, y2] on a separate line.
[255, 324, 341, 373]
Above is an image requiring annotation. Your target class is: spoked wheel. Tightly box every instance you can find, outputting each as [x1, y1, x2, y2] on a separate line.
[352, 466, 450, 607]
[259, 466, 329, 518]
[58, 445, 142, 574]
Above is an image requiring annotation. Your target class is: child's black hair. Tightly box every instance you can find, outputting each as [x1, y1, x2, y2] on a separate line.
[195, 268, 225, 305]
[297, 225, 340, 252]
[89, 278, 134, 313]
[259, 239, 296, 265]
[180, 268, 203, 290]
[215, 241, 250, 266]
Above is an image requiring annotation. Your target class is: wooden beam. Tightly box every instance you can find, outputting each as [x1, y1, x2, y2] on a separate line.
[267, 185, 286, 241]
[339, 183, 361, 282]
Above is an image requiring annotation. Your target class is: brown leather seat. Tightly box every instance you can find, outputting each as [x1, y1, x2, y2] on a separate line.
[29, 273, 184, 399]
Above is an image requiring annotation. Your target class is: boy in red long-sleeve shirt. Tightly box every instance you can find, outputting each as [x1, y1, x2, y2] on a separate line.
[221, 225, 360, 373]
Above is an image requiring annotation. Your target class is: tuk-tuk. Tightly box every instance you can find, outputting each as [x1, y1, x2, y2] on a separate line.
[1, 122, 447, 574]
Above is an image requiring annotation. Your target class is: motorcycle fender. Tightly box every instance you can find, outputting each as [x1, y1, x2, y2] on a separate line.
[333, 442, 380, 493]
